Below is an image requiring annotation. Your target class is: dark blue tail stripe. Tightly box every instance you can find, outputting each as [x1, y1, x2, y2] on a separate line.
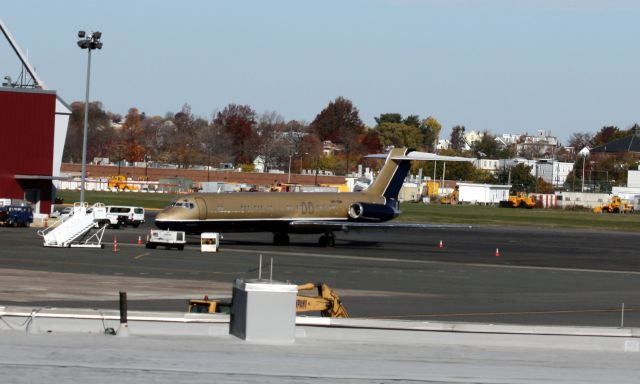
[383, 160, 411, 200]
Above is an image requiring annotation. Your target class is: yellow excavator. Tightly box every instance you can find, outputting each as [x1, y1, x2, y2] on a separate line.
[187, 282, 349, 318]
[593, 196, 634, 214]
[499, 192, 536, 208]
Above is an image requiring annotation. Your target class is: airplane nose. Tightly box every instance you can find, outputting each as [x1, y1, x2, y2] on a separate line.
[154, 210, 170, 229]
[155, 210, 168, 222]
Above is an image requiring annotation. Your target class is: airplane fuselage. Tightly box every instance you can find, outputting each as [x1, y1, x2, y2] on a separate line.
[155, 191, 388, 234]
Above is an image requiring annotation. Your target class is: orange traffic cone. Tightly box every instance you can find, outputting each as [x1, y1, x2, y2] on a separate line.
[438, 240, 444, 248]
[137, 236, 142, 245]
[113, 236, 118, 253]
[495, 248, 501, 257]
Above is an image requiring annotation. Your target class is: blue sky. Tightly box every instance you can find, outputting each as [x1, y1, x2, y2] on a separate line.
[2, 0, 640, 143]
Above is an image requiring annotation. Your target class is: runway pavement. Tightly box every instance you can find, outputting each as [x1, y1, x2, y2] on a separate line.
[1, 215, 639, 327]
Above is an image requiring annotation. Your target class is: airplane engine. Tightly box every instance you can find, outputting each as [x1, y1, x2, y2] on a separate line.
[348, 202, 397, 222]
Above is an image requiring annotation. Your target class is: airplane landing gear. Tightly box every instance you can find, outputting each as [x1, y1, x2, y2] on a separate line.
[273, 233, 290, 245]
[318, 232, 335, 247]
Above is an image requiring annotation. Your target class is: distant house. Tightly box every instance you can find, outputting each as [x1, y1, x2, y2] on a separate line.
[474, 158, 501, 174]
[322, 141, 342, 156]
[578, 147, 590, 157]
[436, 139, 450, 150]
[253, 156, 265, 173]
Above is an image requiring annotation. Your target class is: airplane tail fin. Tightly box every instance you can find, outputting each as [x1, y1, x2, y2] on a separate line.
[362, 147, 412, 202]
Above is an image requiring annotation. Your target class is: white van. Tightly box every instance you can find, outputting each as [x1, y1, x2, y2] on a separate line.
[105, 206, 145, 228]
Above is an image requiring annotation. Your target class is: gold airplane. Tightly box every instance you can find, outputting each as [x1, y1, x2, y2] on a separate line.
[155, 147, 473, 246]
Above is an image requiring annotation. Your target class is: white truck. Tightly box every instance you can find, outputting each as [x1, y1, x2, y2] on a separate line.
[105, 206, 145, 228]
[145, 229, 186, 250]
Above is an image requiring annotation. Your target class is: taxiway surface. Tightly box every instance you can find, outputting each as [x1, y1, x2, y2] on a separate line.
[1, 214, 639, 327]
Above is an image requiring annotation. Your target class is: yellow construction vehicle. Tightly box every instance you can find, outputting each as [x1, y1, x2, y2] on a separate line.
[107, 175, 141, 191]
[108, 175, 129, 191]
[188, 296, 232, 313]
[593, 196, 634, 214]
[499, 192, 536, 208]
[187, 282, 349, 318]
[440, 186, 459, 205]
[295, 282, 349, 318]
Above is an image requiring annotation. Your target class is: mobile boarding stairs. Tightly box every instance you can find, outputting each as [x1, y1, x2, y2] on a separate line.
[37, 203, 108, 248]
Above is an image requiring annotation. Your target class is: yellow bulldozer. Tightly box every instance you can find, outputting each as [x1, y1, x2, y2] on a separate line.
[593, 196, 634, 214]
[187, 282, 349, 318]
[440, 186, 459, 205]
[499, 192, 536, 208]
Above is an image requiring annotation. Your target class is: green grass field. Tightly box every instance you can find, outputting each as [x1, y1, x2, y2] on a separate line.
[57, 190, 640, 232]
[57, 190, 174, 210]
[398, 203, 640, 232]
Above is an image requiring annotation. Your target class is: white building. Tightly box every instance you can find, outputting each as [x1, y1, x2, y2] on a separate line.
[474, 158, 501, 174]
[499, 158, 573, 187]
[436, 139, 450, 150]
[253, 156, 265, 173]
[457, 182, 511, 205]
[627, 166, 640, 188]
[535, 160, 574, 187]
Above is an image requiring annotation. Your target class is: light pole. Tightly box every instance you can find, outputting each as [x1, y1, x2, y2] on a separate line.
[77, 30, 103, 204]
[287, 152, 296, 183]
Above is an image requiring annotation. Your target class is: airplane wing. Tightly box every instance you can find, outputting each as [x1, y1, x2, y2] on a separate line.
[289, 220, 472, 231]
[367, 151, 474, 162]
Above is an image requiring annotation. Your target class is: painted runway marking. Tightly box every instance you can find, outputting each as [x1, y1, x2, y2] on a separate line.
[367, 307, 640, 320]
[134, 252, 151, 260]
[228, 248, 640, 275]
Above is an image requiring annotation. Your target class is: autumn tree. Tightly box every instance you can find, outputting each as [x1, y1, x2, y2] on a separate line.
[120, 108, 146, 162]
[360, 130, 382, 154]
[213, 104, 258, 164]
[591, 126, 623, 147]
[139, 115, 166, 161]
[403, 115, 421, 129]
[449, 125, 466, 152]
[310, 97, 366, 175]
[373, 122, 424, 149]
[165, 104, 208, 167]
[421, 116, 441, 152]
[63, 101, 115, 163]
[374, 113, 402, 125]
[298, 133, 323, 172]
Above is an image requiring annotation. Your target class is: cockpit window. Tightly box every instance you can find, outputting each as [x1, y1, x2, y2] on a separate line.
[170, 200, 194, 209]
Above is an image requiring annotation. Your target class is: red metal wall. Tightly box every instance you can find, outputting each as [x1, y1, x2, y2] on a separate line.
[0, 89, 56, 213]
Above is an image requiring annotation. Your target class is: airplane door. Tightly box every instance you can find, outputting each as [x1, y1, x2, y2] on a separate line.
[195, 197, 207, 220]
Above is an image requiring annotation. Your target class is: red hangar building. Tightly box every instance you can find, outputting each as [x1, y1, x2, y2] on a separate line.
[0, 87, 71, 215]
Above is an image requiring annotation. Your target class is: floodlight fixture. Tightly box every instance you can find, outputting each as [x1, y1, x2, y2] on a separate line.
[77, 31, 103, 50]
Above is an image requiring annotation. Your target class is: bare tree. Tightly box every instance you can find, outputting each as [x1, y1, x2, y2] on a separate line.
[255, 111, 287, 171]
[568, 132, 593, 151]
[199, 122, 233, 174]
